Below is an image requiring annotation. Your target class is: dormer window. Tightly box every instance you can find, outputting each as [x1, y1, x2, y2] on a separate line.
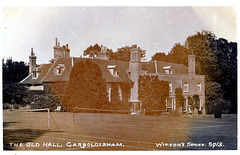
[55, 64, 65, 75]
[32, 70, 38, 79]
[108, 65, 119, 77]
[163, 66, 173, 74]
[32, 68, 39, 79]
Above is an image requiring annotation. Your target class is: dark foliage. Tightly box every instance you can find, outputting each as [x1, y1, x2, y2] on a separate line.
[213, 98, 222, 118]
[138, 75, 169, 110]
[2, 58, 29, 84]
[109, 46, 146, 62]
[2, 58, 29, 106]
[64, 60, 108, 111]
[175, 88, 184, 109]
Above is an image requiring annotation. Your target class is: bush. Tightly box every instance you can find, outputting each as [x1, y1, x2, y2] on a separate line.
[3, 103, 11, 110]
[30, 95, 60, 112]
[13, 104, 19, 109]
[213, 98, 222, 118]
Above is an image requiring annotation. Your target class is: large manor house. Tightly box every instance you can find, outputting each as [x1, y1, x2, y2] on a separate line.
[20, 38, 205, 114]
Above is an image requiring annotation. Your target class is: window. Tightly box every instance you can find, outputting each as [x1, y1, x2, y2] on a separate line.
[197, 83, 201, 92]
[55, 64, 65, 75]
[163, 66, 173, 74]
[108, 87, 112, 102]
[165, 70, 169, 74]
[108, 65, 119, 77]
[118, 85, 122, 101]
[32, 69, 38, 79]
[184, 83, 189, 92]
[169, 83, 172, 92]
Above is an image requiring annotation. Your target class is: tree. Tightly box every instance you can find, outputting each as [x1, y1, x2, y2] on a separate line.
[109, 46, 146, 62]
[2, 58, 29, 106]
[192, 94, 200, 113]
[3, 58, 29, 84]
[151, 52, 168, 62]
[185, 30, 218, 81]
[168, 43, 189, 66]
[83, 44, 101, 58]
[64, 60, 108, 111]
[213, 38, 237, 113]
[187, 96, 194, 112]
[175, 88, 184, 110]
[205, 81, 224, 114]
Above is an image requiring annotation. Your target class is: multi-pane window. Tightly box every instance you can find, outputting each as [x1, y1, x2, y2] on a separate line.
[169, 83, 172, 92]
[197, 83, 201, 92]
[184, 83, 189, 92]
[55, 64, 65, 75]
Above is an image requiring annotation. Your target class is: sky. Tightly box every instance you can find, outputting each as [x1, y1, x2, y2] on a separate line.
[2, 6, 237, 64]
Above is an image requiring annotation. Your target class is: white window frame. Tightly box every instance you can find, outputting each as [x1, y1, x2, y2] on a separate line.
[184, 83, 189, 93]
[197, 83, 201, 92]
[32, 69, 38, 79]
[169, 83, 172, 92]
[55, 64, 65, 75]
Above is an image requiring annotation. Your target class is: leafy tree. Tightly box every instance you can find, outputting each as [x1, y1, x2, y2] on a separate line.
[187, 96, 194, 112]
[64, 60, 108, 111]
[2, 58, 29, 106]
[3, 58, 29, 84]
[3, 83, 29, 106]
[192, 94, 200, 112]
[168, 43, 189, 66]
[109, 46, 146, 62]
[138, 75, 169, 110]
[205, 81, 224, 114]
[151, 52, 168, 62]
[175, 88, 184, 110]
[213, 38, 237, 113]
[83, 43, 113, 59]
[185, 30, 218, 81]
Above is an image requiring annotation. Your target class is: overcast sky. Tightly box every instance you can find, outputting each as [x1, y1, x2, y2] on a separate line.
[2, 6, 237, 64]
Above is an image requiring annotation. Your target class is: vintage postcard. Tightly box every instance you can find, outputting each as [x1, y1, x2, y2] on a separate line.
[1, 1, 238, 153]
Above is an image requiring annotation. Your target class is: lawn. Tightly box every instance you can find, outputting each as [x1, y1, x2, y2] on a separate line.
[3, 110, 237, 150]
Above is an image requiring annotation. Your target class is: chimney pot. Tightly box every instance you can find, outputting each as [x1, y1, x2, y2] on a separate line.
[66, 44, 68, 49]
[132, 44, 137, 49]
[55, 38, 58, 46]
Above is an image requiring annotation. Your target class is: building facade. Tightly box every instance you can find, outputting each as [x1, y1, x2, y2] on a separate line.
[20, 39, 205, 114]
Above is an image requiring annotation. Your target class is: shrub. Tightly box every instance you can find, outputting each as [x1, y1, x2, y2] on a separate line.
[213, 98, 222, 118]
[13, 104, 19, 109]
[3, 103, 11, 110]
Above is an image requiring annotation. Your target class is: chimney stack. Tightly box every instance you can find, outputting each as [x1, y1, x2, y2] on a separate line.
[29, 48, 37, 74]
[55, 38, 58, 46]
[31, 48, 34, 55]
[188, 55, 196, 75]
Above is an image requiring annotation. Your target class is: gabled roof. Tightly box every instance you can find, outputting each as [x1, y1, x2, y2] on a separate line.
[40, 57, 133, 83]
[143, 61, 188, 74]
[20, 63, 52, 85]
[21, 57, 190, 85]
[43, 58, 72, 82]
[73, 58, 132, 83]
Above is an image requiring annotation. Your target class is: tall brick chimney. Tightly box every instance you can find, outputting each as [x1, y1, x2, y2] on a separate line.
[97, 45, 108, 60]
[129, 45, 142, 113]
[29, 48, 37, 74]
[188, 55, 196, 75]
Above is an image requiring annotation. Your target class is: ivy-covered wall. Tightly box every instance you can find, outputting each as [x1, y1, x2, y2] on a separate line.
[138, 75, 169, 110]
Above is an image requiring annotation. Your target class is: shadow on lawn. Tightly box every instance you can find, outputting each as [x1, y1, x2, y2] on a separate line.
[3, 128, 63, 150]
[3, 122, 18, 128]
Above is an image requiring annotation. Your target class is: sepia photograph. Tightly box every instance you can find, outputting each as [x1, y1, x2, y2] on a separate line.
[1, 1, 238, 152]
